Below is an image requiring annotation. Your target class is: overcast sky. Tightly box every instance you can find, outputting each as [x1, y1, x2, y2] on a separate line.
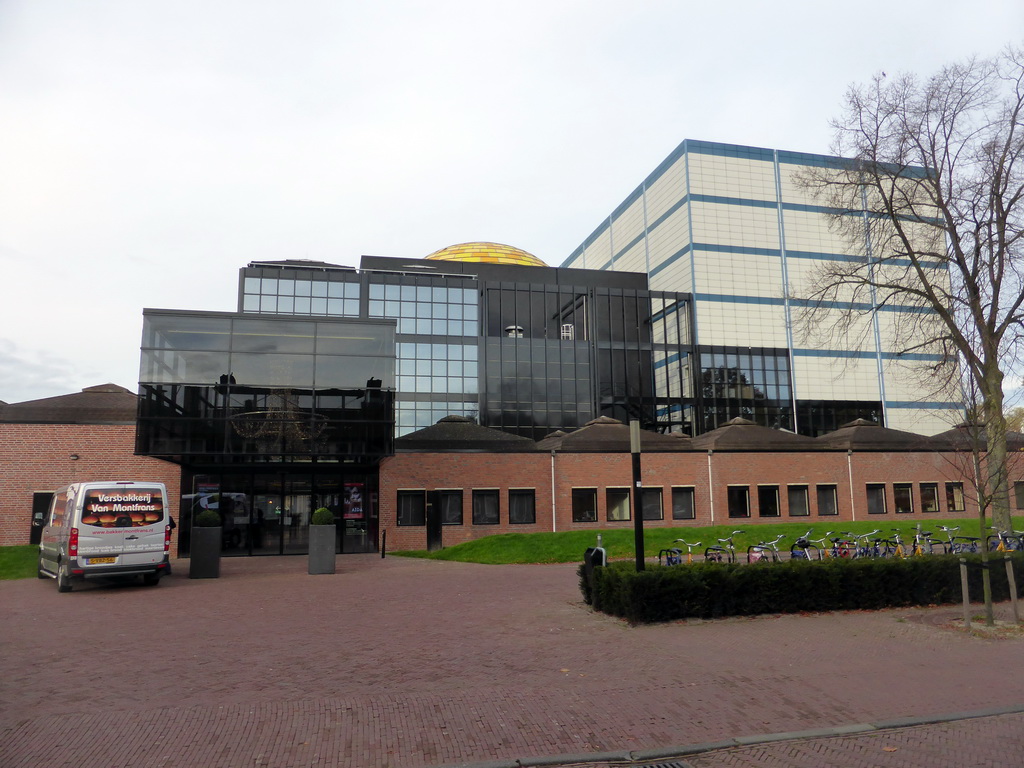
[1, 1, 1021, 405]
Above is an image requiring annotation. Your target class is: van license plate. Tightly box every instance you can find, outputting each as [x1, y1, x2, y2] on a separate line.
[87, 557, 116, 564]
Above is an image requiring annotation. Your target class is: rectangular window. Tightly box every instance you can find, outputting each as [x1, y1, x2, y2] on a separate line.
[641, 488, 663, 520]
[946, 482, 965, 512]
[1015, 481, 1024, 510]
[571, 488, 597, 523]
[606, 488, 630, 521]
[397, 490, 426, 526]
[472, 490, 500, 525]
[439, 490, 463, 525]
[816, 484, 838, 516]
[866, 483, 887, 515]
[893, 483, 914, 514]
[671, 487, 695, 520]
[920, 483, 939, 513]
[757, 485, 780, 517]
[787, 485, 809, 517]
[508, 489, 536, 524]
[727, 486, 750, 518]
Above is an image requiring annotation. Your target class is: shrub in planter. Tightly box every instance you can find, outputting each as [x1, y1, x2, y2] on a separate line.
[308, 507, 337, 575]
[189, 509, 223, 579]
[311, 507, 335, 526]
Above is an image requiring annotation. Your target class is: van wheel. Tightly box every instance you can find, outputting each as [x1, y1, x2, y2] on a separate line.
[142, 574, 160, 587]
[56, 561, 72, 593]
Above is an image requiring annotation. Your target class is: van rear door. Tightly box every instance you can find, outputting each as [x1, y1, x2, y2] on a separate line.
[77, 484, 168, 568]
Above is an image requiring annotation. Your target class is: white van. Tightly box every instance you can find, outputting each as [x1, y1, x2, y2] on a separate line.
[38, 481, 172, 592]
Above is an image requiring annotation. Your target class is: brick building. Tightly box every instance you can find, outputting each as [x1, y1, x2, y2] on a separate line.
[0, 384, 180, 548]
[379, 415, 1024, 552]
[2, 387, 1020, 553]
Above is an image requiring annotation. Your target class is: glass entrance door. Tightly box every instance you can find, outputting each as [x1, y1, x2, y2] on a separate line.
[181, 468, 377, 556]
[250, 474, 312, 555]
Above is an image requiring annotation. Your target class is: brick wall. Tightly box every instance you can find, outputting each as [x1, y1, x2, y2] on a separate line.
[379, 448, 1019, 551]
[0, 424, 181, 547]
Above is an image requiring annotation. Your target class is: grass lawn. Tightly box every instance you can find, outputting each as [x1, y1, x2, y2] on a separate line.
[3, 518, 1018, 576]
[0, 545, 38, 580]
[396, 517, 1023, 564]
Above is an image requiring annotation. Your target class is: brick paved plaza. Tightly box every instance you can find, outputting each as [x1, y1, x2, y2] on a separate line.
[2, 554, 1023, 767]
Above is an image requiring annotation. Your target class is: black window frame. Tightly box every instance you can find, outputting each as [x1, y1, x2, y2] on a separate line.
[397, 490, 426, 526]
[893, 483, 914, 514]
[508, 489, 536, 525]
[920, 483, 939, 513]
[816, 484, 838, 516]
[866, 483, 887, 515]
[571, 488, 598, 523]
[945, 482, 965, 512]
[757, 485, 780, 517]
[727, 486, 750, 518]
[439, 489, 463, 525]
[641, 487, 663, 521]
[606, 488, 631, 522]
[472, 489, 500, 525]
[787, 485, 809, 517]
[671, 486, 695, 520]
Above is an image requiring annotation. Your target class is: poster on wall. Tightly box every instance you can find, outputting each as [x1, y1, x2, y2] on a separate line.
[343, 483, 364, 519]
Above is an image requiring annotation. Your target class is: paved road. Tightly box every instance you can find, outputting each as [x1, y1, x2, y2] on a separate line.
[2, 554, 1023, 768]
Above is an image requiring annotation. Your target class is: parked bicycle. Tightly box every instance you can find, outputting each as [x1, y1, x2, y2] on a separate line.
[805, 532, 835, 560]
[987, 529, 1024, 552]
[705, 531, 743, 563]
[910, 528, 942, 556]
[748, 534, 785, 563]
[846, 529, 882, 558]
[936, 525, 981, 554]
[658, 538, 702, 566]
[789, 530, 817, 560]
[881, 529, 908, 558]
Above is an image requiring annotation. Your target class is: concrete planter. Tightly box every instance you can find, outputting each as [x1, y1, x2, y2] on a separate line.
[308, 524, 337, 574]
[189, 526, 222, 579]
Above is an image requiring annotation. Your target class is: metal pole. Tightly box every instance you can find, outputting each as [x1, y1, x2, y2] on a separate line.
[1006, 555, 1020, 624]
[630, 420, 645, 572]
[959, 557, 971, 628]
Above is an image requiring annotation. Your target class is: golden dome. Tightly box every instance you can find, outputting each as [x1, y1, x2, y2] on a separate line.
[424, 242, 547, 267]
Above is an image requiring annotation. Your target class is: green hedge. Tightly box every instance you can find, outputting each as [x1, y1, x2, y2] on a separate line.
[579, 553, 1024, 623]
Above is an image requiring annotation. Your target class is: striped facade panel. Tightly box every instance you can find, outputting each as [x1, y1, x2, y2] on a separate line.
[644, 155, 687, 223]
[885, 406, 961, 436]
[647, 248, 691, 294]
[782, 209, 864, 257]
[695, 251, 783, 298]
[687, 153, 777, 199]
[693, 297, 787, 348]
[610, 195, 646, 271]
[582, 227, 614, 271]
[792, 353, 880, 401]
[615, 238, 647, 274]
[689, 200, 780, 253]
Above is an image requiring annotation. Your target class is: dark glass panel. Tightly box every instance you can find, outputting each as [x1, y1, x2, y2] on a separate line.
[143, 314, 233, 351]
[231, 318, 316, 353]
[141, 349, 228, 385]
[230, 353, 315, 388]
[314, 355, 394, 389]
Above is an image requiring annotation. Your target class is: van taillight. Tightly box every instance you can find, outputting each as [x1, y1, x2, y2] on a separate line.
[69, 528, 79, 556]
[164, 525, 171, 553]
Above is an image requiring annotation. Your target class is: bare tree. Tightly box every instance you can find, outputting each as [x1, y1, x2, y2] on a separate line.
[797, 45, 1024, 534]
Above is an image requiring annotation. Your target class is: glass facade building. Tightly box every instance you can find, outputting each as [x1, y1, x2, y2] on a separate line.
[137, 311, 396, 556]
[236, 255, 696, 439]
[561, 139, 963, 436]
[138, 253, 699, 557]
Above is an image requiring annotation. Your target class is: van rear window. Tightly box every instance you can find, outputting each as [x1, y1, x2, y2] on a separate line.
[81, 488, 165, 528]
